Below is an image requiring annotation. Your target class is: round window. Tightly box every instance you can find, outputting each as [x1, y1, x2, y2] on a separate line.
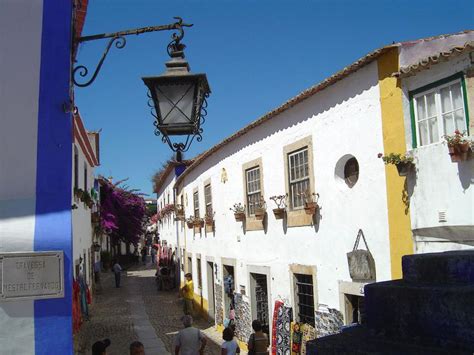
[344, 157, 359, 188]
[335, 155, 359, 189]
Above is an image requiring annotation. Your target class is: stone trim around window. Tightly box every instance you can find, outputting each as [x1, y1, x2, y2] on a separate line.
[289, 264, 318, 323]
[242, 157, 264, 231]
[283, 136, 315, 227]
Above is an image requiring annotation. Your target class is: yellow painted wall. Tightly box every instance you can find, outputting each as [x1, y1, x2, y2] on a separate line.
[377, 48, 414, 279]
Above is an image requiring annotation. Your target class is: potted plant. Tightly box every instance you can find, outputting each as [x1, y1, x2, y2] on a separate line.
[175, 204, 185, 220]
[186, 216, 195, 229]
[193, 217, 204, 228]
[378, 152, 414, 176]
[443, 130, 472, 162]
[205, 211, 215, 226]
[74, 187, 84, 200]
[254, 197, 266, 220]
[300, 190, 319, 215]
[270, 194, 287, 220]
[230, 203, 246, 222]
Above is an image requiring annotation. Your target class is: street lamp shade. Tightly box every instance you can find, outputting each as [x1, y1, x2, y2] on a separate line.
[143, 73, 209, 137]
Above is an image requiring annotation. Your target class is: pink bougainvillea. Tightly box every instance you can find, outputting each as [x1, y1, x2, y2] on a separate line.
[99, 178, 146, 245]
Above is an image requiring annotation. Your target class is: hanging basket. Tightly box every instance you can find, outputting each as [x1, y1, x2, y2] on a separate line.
[273, 208, 285, 220]
[234, 212, 245, 222]
[186, 220, 194, 229]
[255, 208, 265, 220]
[395, 161, 413, 176]
[304, 202, 318, 215]
[347, 229, 376, 281]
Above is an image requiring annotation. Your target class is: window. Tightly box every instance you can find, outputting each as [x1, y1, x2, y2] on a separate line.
[204, 184, 212, 215]
[193, 191, 199, 217]
[74, 146, 79, 189]
[288, 148, 310, 209]
[413, 78, 467, 147]
[197, 258, 202, 289]
[83, 162, 88, 191]
[294, 273, 315, 326]
[344, 157, 359, 188]
[246, 167, 261, 216]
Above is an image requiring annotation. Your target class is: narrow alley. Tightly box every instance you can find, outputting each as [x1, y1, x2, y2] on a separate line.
[74, 262, 233, 355]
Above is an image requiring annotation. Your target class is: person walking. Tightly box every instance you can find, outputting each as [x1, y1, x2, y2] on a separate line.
[247, 320, 269, 355]
[221, 327, 240, 355]
[174, 315, 207, 355]
[181, 273, 194, 316]
[113, 259, 122, 288]
[151, 246, 157, 265]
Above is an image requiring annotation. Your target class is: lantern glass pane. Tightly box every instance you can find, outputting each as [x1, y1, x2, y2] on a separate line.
[155, 82, 195, 126]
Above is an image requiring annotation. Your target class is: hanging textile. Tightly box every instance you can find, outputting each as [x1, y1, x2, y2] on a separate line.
[271, 300, 284, 355]
[290, 322, 303, 355]
[72, 279, 82, 334]
[276, 305, 292, 355]
[300, 324, 316, 355]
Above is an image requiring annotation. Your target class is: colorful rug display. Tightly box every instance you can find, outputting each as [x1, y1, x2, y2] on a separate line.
[276, 305, 293, 355]
[300, 324, 316, 355]
[271, 300, 284, 355]
[290, 322, 303, 354]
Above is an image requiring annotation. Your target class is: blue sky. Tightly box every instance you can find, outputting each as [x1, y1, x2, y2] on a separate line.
[75, 0, 473, 196]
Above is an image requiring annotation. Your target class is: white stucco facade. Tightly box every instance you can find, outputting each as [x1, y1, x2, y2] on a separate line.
[400, 52, 474, 253]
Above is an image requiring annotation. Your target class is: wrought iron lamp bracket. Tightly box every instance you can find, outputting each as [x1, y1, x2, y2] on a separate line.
[73, 17, 193, 88]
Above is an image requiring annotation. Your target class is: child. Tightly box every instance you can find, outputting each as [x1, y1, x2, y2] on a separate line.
[221, 327, 240, 355]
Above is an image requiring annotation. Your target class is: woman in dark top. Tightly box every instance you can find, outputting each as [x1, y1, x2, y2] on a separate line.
[247, 320, 269, 355]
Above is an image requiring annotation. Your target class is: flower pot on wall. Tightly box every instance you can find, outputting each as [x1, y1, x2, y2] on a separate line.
[186, 221, 194, 229]
[395, 161, 414, 176]
[205, 217, 214, 226]
[193, 219, 204, 228]
[304, 202, 317, 215]
[448, 146, 462, 162]
[254, 208, 265, 221]
[234, 212, 245, 222]
[273, 208, 285, 220]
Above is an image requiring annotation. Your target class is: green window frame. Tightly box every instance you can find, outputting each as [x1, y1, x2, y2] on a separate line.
[409, 72, 470, 148]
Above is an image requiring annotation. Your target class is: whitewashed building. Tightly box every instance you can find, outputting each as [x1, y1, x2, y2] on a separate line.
[154, 31, 473, 344]
[72, 112, 100, 286]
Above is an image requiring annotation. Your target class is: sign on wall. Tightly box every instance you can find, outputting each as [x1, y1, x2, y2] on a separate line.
[0, 251, 64, 301]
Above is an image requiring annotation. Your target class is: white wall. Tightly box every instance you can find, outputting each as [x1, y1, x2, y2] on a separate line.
[401, 53, 474, 253]
[177, 61, 391, 318]
[0, 2, 44, 352]
[72, 143, 96, 285]
[156, 172, 177, 247]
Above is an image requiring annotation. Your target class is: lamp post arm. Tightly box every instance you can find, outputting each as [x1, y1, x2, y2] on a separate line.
[73, 17, 192, 88]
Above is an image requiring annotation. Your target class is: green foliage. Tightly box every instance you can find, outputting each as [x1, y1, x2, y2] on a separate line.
[378, 152, 414, 165]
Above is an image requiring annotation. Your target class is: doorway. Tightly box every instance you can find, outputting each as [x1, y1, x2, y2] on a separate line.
[207, 261, 216, 320]
[344, 294, 365, 324]
[250, 273, 270, 334]
[223, 264, 235, 321]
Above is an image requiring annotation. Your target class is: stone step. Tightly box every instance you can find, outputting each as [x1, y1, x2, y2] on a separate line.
[363, 280, 474, 347]
[306, 326, 473, 354]
[402, 250, 474, 285]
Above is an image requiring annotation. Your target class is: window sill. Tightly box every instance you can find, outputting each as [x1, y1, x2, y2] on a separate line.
[286, 209, 313, 227]
[245, 216, 264, 231]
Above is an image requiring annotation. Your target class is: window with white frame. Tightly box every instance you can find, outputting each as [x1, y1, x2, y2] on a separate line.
[204, 184, 212, 216]
[193, 190, 199, 217]
[288, 148, 310, 209]
[413, 78, 467, 147]
[246, 167, 261, 216]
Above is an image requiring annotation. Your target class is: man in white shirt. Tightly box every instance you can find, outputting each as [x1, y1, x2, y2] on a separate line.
[174, 315, 207, 355]
[113, 260, 122, 288]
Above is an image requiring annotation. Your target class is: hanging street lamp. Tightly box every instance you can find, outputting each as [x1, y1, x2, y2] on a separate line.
[142, 23, 210, 159]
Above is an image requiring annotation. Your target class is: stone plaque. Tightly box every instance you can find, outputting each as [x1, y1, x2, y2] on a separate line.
[0, 251, 64, 301]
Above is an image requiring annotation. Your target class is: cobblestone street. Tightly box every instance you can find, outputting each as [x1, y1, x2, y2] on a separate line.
[74, 262, 225, 354]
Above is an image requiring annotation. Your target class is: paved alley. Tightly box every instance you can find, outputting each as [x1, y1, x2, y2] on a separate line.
[74, 263, 226, 354]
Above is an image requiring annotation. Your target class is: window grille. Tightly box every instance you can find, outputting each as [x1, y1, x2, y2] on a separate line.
[193, 191, 199, 217]
[294, 273, 315, 326]
[246, 167, 261, 216]
[204, 184, 212, 215]
[288, 148, 309, 208]
[197, 258, 202, 289]
[414, 80, 467, 146]
[254, 274, 269, 331]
